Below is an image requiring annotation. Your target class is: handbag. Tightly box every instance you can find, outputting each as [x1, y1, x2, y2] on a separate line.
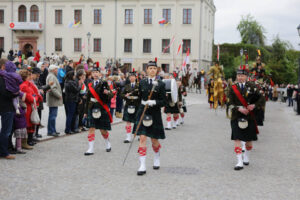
[30, 98, 40, 125]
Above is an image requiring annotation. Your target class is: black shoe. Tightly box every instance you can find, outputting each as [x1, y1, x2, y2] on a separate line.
[8, 148, 17, 154]
[137, 171, 146, 176]
[165, 128, 171, 130]
[55, 132, 61, 135]
[106, 148, 111, 152]
[124, 140, 130, 143]
[71, 130, 80, 134]
[84, 152, 94, 156]
[243, 162, 249, 166]
[27, 141, 35, 146]
[234, 166, 244, 170]
[153, 166, 160, 170]
[35, 134, 42, 138]
[65, 131, 74, 135]
[172, 127, 176, 129]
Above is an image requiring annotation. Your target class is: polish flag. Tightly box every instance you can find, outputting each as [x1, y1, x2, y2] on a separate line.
[181, 48, 190, 75]
[162, 36, 175, 53]
[159, 18, 166, 25]
[177, 42, 183, 55]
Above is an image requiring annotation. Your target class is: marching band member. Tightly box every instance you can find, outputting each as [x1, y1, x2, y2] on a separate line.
[177, 79, 187, 125]
[164, 74, 180, 130]
[133, 61, 167, 176]
[121, 72, 140, 143]
[227, 65, 264, 170]
[84, 67, 114, 156]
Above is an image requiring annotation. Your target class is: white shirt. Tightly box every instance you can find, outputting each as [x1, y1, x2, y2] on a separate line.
[148, 77, 155, 84]
[240, 83, 245, 90]
[94, 80, 99, 87]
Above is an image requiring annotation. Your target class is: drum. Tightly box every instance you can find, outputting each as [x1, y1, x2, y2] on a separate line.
[163, 79, 178, 103]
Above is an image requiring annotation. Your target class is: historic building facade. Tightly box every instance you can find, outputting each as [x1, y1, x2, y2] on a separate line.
[0, 0, 216, 72]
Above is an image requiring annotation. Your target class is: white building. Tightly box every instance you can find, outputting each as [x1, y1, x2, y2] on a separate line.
[0, 0, 216, 72]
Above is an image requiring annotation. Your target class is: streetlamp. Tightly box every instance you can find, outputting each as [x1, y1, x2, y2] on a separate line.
[87, 32, 91, 58]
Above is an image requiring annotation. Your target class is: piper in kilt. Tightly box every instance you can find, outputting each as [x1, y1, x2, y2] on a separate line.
[121, 72, 140, 143]
[177, 80, 187, 125]
[132, 61, 167, 176]
[227, 65, 264, 170]
[84, 68, 114, 156]
[164, 74, 180, 130]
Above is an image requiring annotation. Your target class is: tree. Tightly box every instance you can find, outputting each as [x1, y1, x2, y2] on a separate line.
[237, 14, 266, 46]
[266, 36, 299, 84]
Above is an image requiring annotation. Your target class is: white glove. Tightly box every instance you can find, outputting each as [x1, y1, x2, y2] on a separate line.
[147, 100, 156, 107]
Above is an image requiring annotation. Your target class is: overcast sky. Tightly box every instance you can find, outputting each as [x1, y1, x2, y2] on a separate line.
[214, 0, 300, 50]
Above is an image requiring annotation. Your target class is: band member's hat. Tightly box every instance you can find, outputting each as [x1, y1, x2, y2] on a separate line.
[129, 71, 136, 76]
[92, 67, 100, 72]
[237, 65, 249, 75]
[147, 61, 157, 67]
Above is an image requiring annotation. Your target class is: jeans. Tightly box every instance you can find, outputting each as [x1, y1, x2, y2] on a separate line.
[0, 112, 15, 157]
[65, 102, 77, 133]
[47, 107, 58, 134]
[288, 97, 293, 107]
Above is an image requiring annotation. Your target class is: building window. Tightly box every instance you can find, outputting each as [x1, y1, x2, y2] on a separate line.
[144, 9, 152, 24]
[74, 10, 82, 24]
[125, 9, 133, 24]
[161, 64, 170, 73]
[55, 10, 62, 24]
[55, 38, 62, 52]
[0, 37, 4, 50]
[74, 38, 82, 52]
[143, 63, 148, 72]
[18, 5, 27, 22]
[93, 38, 101, 52]
[163, 9, 171, 23]
[94, 9, 102, 24]
[0, 10, 4, 24]
[143, 39, 151, 53]
[182, 39, 191, 53]
[183, 9, 192, 24]
[162, 39, 170, 53]
[30, 5, 39, 22]
[124, 39, 132, 53]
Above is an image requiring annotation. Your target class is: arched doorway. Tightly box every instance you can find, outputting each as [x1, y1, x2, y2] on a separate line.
[18, 37, 38, 58]
[23, 43, 33, 58]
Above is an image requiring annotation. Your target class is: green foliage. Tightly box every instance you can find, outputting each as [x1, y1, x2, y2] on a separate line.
[237, 14, 266, 46]
[212, 15, 299, 84]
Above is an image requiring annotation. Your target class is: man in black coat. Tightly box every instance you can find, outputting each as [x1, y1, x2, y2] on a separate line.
[0, 59, 19, 159]
[287, 85, 295, 107]
[65, 60, 74, 74]
[227, 65, 264, 171]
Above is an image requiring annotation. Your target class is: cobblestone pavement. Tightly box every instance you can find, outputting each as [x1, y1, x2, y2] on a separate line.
[1, 92, 299, 200]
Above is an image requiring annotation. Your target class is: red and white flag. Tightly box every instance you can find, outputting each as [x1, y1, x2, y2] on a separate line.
[181, 48, 190, 75]
[177, 42, 183, 55]
[163, 36, 175, 54]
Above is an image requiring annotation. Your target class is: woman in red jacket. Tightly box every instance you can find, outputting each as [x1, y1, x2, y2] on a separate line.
[19, 69, 43, 147]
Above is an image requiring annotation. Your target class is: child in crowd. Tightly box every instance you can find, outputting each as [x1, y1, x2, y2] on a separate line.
[0, 61, 23, 114]
[13, 92, 31, 153]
